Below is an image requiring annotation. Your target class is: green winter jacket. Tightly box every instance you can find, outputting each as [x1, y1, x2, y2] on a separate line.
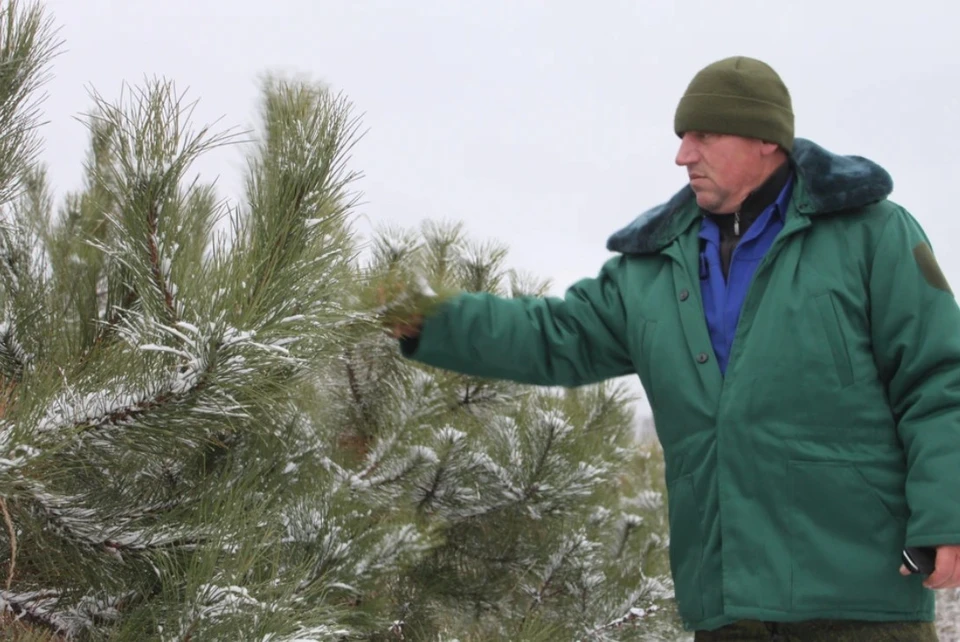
[400, 139, 960, 631]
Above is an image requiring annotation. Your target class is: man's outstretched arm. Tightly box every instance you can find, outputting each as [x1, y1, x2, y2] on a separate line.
[393, 256, 636, 388]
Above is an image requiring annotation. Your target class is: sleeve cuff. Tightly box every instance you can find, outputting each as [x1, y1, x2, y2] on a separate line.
[399, 335, 421, 357]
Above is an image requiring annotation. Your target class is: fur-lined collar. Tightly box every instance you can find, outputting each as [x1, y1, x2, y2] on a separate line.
[606, 138, 893, 255]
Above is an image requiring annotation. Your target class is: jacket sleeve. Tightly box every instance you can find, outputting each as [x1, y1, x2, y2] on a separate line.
[869, 206, 960, 547]
[399, 256, 635, 387]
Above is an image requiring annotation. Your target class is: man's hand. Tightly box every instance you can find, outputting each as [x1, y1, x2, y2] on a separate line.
[900, 544, 960, 588]
[389, 314, 423, 340]
[372, 269, 454, 341]
[376, 282, 424, 339]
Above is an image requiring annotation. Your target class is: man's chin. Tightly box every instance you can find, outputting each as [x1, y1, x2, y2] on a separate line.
[693, 192, 717, 210]
[693, 192, 735, 215]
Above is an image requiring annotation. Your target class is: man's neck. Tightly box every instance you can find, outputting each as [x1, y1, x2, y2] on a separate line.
[702, 159, 792, 281]
[706, 159, 791, 237]
[738, 159, 791, 219]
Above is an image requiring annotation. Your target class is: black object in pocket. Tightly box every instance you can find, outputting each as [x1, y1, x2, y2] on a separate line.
[902, 546, 936, 575]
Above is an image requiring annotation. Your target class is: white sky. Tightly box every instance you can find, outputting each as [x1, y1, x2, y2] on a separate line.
[35, 0, 960, 429]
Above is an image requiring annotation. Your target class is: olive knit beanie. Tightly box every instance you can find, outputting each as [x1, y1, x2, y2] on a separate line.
[674, 56, 795, 152]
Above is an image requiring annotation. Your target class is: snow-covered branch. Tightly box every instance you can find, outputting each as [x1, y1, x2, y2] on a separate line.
[28, 484, 203, 554]
[0, 421, 38, 477]
[170, 583, 264, 642]
[34, 317, 292, 437]
[0, 589, 70, 636]
[0, 589, 138, 639]
[145, 201, 177, 322]
[522, 530, 595, 608]
[579, 604, 661, 640]
[34, 356, 211, 436]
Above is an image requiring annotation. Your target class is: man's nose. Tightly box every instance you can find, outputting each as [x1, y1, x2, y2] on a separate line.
[675, 134, 699, 166]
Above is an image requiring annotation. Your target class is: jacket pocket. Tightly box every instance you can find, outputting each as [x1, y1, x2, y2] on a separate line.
[788, 460, 916, 611]
[813, 293, 854, 388]
[666, 473, 704, 623]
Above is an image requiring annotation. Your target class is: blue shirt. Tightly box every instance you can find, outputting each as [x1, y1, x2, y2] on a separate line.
[698, 176, 794, 374]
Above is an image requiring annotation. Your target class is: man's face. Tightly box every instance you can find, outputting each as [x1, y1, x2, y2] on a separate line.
[674, 132, 776, 214]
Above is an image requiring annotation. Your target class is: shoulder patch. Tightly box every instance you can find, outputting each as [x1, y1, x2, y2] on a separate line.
[913, 242, 953, 294]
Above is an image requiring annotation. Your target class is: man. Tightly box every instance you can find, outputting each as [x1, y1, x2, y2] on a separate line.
[390, 57, 960, 640]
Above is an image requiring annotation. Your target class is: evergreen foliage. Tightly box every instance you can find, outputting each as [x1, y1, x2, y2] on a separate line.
[0, 2, 683, 639]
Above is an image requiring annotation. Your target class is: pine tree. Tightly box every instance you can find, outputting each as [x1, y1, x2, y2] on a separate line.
[338, 220, 682, 641]
[0, 2, 683, 639]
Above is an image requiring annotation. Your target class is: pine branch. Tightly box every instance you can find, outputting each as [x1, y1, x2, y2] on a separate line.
[25, 483, 204, 557]
[528, 412, 562, 491]
[0, 1, 62, 207]
[577, 604, 660, 640]
[0, 217, 45, 380]
[414, 463, 446, 512]
[411, 429, 472, 513]
[0, 419, 34, 480]
[343, 355, 376, 453]
[0, 589, 69, 637]
[456, 382, 499, 409]
[0, 314, 28, 381]
[34, 317, 281, 440]
[0, 228, 20, 291]
[77, 79, 240, 343]
[520, 531, 592, 626]
[144, 200, 176, 322]
[97, 288, 138, 347]
[0, 589, 142, 640]
[172, 584, 276, 642]
[34, 352, 211, 437]
[230, 77, 361, 327]
[613, 514, 642, 560]
[348, 433, 403, 486]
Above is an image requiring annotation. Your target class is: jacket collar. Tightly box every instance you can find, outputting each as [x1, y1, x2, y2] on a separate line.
[606, 138, 893, 255]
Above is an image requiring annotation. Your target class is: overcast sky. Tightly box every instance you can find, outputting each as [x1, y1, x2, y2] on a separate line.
[35, 0, 960, 427]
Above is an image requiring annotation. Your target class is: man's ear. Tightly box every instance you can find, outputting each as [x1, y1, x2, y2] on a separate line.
[759, 140, 780, 156]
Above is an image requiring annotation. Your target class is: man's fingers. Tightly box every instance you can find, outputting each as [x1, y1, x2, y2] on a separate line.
[899, 564, 910, 576]
[387, 319, 422, 340]
[944, 566, 960, 589]
[924, 547, 958, 589]
[940, 550, 960, 589]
